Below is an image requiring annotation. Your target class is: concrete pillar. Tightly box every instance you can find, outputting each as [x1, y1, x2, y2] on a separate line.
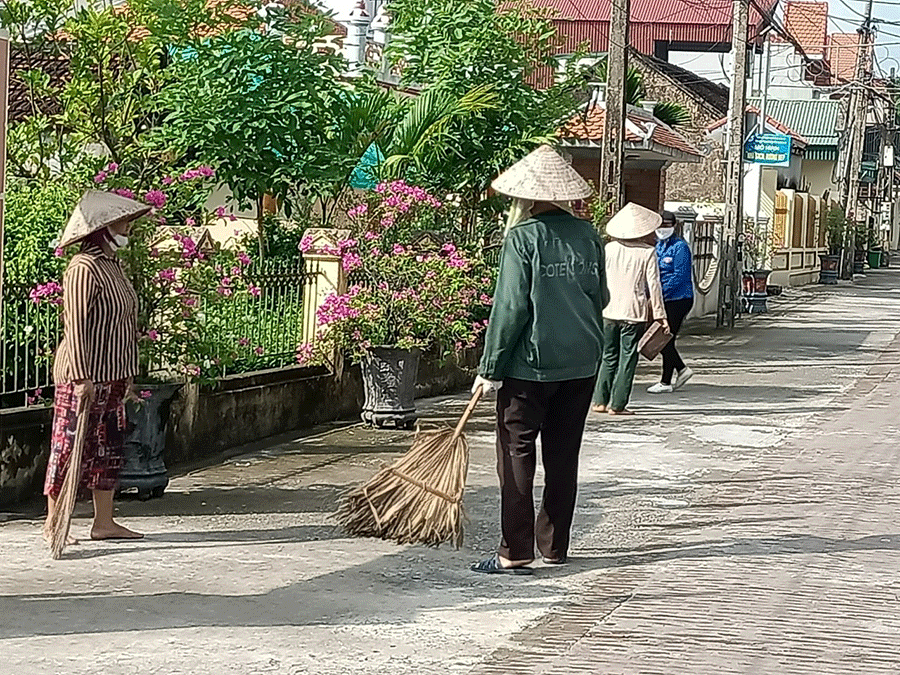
[300, 228, 349, 345]
[343, 0, 371, 76]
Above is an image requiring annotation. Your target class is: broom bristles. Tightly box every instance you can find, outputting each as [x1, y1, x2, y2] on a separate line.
[336, 426, 471, 548]
[48, 406, 89, 560]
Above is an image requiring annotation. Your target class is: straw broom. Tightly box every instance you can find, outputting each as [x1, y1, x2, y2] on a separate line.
[336, 389, 483, 548]
[46, 398, 90, 559]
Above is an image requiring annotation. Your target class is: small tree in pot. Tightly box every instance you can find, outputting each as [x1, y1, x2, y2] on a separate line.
[820, 205, 847, 284]
[296, 181, 495, 428]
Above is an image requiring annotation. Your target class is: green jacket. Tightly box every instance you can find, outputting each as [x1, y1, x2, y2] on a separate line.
[479, 210, 609, 382]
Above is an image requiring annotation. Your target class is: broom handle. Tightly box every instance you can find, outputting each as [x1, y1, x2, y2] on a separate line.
[451, 388, 483, 441]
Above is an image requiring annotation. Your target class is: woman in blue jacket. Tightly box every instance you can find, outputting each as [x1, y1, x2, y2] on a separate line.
[648, 211, 694, 393]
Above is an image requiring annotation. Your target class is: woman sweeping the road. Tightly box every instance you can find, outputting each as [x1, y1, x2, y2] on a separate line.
[648, 211, 694, 394]
[44, 190, 151, 544]
[470, 145, 608, 575]
[592, 203, 667, 416]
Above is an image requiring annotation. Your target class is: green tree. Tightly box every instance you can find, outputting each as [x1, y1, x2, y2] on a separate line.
[386, 0, 586, 227]
[152, 7, 352, 257]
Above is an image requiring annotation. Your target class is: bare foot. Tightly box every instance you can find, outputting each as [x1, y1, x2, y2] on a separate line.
[608, 408, 634, 416]
[591, 404, 607, 413]
[91, 522, 144, 540]
[498, 554, 535, 568]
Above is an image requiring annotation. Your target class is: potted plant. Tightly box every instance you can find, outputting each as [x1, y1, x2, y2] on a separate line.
[819, 205, 846, 284]
[741, 221, 772, 314]
[866, 227, 883, 270]
[852, 220, 868, 275]
[296, 180, 494, 428]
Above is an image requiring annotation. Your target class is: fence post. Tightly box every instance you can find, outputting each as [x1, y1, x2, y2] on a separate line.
[300, 228, 349, 345]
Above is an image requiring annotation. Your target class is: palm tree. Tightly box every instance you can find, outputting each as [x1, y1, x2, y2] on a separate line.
[583, 58, 691, 128]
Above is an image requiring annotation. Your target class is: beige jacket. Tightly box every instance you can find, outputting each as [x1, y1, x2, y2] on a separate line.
[602, 240, 667, 323]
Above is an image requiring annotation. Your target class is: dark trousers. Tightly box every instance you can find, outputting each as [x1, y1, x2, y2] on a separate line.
[661, 298, 694, 384]
[495, 376, 596, 561]
[594, 320, 645, 411]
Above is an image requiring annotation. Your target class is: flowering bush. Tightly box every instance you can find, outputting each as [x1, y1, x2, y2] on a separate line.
[93, 161, 237, 227]
[29, 193, 267, 385]
[297, 181, 494, 363]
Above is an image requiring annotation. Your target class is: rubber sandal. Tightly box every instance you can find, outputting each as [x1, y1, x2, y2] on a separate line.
[470, 555, 534, 575]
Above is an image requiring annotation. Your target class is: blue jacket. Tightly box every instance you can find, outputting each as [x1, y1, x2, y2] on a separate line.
[656, 236, 694, 301]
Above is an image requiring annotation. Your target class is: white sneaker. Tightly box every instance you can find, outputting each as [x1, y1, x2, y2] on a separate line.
[647, 382, 674, 394]
[673, 367, 694, 391]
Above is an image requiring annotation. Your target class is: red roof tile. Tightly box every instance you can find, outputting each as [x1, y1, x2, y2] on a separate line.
[828, 33, 860, 83]
[781, 1, 828, 56]
[560, 104, 702, 158]
[515, 0, 775, 26]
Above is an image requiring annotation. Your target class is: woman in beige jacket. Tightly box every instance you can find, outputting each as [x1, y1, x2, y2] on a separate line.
[593, 203, 668, 415]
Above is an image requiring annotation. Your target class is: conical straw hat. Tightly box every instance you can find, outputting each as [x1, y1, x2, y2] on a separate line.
[59, 190, 152, 248]
[605, 202, 662, 240]
[491, 145, 593, 202]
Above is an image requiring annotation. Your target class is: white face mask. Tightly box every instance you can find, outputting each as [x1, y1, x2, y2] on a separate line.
[106, 227, 129, 250]
[656, 227, 675, 240]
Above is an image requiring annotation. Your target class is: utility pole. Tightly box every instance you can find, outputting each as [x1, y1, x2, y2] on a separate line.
[754, 31, 772, 265]
[842, 0, 874, 278]
[718, 0, 749, 329]
[600, 0, 630, 212]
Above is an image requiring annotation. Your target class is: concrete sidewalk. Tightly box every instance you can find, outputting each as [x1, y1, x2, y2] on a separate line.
[2, 272, 900, 674]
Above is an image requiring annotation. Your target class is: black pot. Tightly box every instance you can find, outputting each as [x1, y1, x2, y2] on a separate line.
[818, 254, 840, 285]
[741, 270, 770, 314]
[360, 347, 421, 429]
[118, 383, 182, 500]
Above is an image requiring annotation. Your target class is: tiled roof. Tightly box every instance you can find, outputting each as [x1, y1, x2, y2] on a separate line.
[707, 105, 809, 147]
[560, 104, 702, 159]
[828, 33, 860, 83]
[631, 50, 730, 117]
[781, 1, 828, 56]
[516, 0, 775, 25]
[8, 47, 70, 123]
[747, 98, 842, 146]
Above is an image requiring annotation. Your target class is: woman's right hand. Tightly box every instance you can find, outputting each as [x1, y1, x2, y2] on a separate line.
[73, 379, 96, 410]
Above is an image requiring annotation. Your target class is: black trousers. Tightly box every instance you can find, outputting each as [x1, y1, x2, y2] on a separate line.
[495, 376, 596, 561]
[661, 297, 694, 384]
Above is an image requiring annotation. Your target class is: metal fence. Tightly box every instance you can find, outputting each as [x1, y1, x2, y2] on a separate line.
[1, 286, 61, 407]
[1, 259, 319, 408]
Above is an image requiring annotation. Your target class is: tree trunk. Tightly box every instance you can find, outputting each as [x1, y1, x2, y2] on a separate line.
[256, 193, 267, 261]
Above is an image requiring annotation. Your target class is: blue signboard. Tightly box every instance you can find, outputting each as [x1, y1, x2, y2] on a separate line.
[744, 132, 792, 167]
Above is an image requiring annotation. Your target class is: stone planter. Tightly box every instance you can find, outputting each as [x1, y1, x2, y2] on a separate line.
[818, 254, 840, 285]
[741, 269, 770, 314]
[359, 347, 421, 429]
[118, 382, 182, 500]
[853, 250, 866, 275]
[868, 249, 883, 270]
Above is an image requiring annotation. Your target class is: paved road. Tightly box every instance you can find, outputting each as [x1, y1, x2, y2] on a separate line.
[2, 271, 899, 674]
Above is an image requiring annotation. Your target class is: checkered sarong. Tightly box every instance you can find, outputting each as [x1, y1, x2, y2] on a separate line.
[44, 381, 128, 498]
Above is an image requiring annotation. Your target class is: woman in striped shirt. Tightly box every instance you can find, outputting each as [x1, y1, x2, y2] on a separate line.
[44, 191, 151, 543]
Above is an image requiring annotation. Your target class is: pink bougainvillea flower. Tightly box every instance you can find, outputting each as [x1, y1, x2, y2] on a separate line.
[158, 268, 176, 283]
[54, 248, 65, 258]
[162, 176, 174, 186]
[237, 252, 251, 266]
[198, 165, 215, 177]
[144, 189, 167, 209]
[229, 214, 238, 222]
[295, 343, 314, 365]
[215, 206, 227, 218]
[249, 285, 261, 297]
[185, 217, 196, 227]
[341, 252, 362, 272]
[299, 235, 314, 253]
[140, 390, 152, 399]
[93, 172, 107, 184]
[238, 337, 250, 347]
[364, 230, 378, 240]
[106, 162, 119, 173]
[112, 188, 135, 200]
[147, 330, 159, 341]
[254, 346, 264, 355]
[392, 244, 406, 255]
